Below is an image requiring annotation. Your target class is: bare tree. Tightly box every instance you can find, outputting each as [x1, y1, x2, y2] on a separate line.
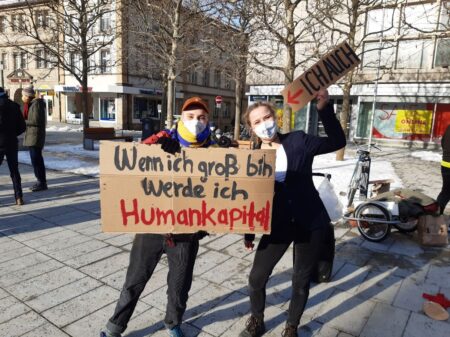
[1, 0, 121, 131]
[202, 0, 255, 139]
[306, 0, 400, 160]
[250, 0, 323, 133]
[125, 0, 212, 128]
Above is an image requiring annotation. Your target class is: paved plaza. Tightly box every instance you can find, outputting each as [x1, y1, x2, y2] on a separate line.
[0, 146, 449, 337]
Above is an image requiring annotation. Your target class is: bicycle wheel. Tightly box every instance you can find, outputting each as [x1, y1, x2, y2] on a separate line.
[355, 203, 391, 242]
[394, 216, 418, 233]
[347, 163, 361, 207]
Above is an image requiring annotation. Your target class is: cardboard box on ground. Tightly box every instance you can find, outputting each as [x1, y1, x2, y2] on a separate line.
[417, 215, 448, 246]
[100, 141, 275, 234]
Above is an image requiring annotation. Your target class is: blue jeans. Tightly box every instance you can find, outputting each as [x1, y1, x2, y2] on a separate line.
[29, 146, 46, 184]
[0, 147, 23, 199]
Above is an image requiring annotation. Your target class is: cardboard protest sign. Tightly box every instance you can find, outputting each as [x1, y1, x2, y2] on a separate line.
[100, 141, 275, 234]
[281, 41, 361, 112]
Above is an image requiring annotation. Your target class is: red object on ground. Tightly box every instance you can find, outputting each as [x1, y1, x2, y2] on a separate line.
[422, 293, 450, 309]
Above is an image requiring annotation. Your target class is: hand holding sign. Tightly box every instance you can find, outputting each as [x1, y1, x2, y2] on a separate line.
[315, 89, 330, 111]
[281, 41, 361, 112]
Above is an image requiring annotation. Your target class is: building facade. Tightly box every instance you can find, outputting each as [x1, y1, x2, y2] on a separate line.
[247, 0, 450, 146]
[0, 0, 237, 131]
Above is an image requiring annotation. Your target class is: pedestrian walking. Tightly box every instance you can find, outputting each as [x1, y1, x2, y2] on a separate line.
[101, 97, 212, 337]
[22, 86, 47, 192]
[437, 124, 450, 215]
[0, 87, 26, 205]
[239, 89, 346, 337]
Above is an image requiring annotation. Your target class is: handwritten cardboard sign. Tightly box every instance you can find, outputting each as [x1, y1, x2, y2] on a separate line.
[281, 41, 361, 112]
[100, 141, 275, 234]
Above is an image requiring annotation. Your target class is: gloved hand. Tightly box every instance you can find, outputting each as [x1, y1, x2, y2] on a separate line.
[157, 137, 180, 154]
[217, 135, 232, 148]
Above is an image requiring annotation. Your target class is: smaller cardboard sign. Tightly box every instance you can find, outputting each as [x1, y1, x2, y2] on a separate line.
[100, 142, 275, 234]
[281, 41, 361, 112]
[394, 109, 432, 134]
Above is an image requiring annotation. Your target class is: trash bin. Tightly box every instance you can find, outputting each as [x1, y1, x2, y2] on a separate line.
[141, 117, 154, 141]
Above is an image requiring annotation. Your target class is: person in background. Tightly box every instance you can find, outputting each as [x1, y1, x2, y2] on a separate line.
[437, 124, 450, 216]
[239, 89, 346, 337]
[22, 86, 47, 192]
[0, 87, 26, 205]
[101, 97, 212, 337]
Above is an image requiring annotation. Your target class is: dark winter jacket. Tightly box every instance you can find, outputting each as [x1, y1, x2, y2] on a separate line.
[0, 96, 26, 151]
[247, 103, 346, 242]
[23, 98, 46, 148]
[441, 125, 450, 164]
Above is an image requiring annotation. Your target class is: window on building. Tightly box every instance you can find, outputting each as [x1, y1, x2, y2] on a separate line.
[225, 77, 232, 89]
[362, 41, 396, 69]
[100, 11, 111, 32]
[203, 69, 209, 86]
[133, 97, 159, 120]
[35, 10, 48, 28]
[1, 53, 7, 70]
[396, 39, 433, 69]
[366, 7, 398, 38]
[190, 69, 198, 84]
[439, 2, 449, 31]
[70, 52, 80, 72]
[100, 49, 111, 73]
[100, 97, 116, 120]
[11, 14, 25, 32]
[223, 102, 230, 118]
[401, 3, 438, 34]
[13, 52, 27, 69]
[0, 16, 6, 33]
[213, 105, 220, 117]
[66, 15, 77, 36]
[36, 49, 46, 68]
[435, 38, 450, 67]
[214, 70, 221, 88]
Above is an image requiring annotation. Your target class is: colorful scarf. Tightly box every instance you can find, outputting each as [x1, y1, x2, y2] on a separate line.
[175, 120, 212, 148]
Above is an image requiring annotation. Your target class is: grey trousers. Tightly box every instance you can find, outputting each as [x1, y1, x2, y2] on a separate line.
[107, 234, 199, 334]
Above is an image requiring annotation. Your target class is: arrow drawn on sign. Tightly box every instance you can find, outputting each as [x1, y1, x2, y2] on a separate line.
[287, 88, 304, 105]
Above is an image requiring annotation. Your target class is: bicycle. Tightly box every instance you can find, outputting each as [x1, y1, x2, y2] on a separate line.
[343, 144, 430, 242]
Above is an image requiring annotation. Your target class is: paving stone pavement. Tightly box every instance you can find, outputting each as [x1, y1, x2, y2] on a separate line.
[1, 149, 449, 337]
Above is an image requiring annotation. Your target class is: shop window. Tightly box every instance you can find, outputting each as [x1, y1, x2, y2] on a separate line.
[133, 97, 159, 120]
[100, 98, 116, 121]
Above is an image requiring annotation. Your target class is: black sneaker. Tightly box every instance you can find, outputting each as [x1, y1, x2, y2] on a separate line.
[100, 329, 121, 337]
[281, 324, 298, 337]
[31, 183, 48, 192]
[239, 316, 266, 337]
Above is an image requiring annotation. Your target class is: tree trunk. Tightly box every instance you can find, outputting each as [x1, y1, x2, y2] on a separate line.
[166, 76, 175, 128]
[335, 71, 354, 161]
[234, 77, 242, 140]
